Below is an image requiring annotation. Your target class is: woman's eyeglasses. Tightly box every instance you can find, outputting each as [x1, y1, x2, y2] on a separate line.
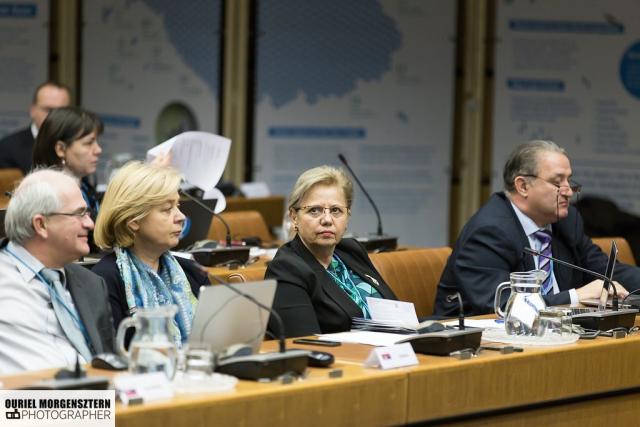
[296, 205, 349, 218]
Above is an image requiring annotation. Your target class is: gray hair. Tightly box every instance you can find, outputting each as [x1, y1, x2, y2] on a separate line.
[288, 166, 353, 211]
[5, 170, 66, 244]
[503, 140, 567, 193]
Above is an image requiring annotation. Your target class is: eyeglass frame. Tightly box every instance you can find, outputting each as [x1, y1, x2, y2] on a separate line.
[520, 174, 582, 194]
[44, 207, 94, 219]
[294, 205, 350, 218]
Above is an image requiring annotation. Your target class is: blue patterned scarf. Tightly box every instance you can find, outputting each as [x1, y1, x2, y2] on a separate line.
[115, 247, 198, 347]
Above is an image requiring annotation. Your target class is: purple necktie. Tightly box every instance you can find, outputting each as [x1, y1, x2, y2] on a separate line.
[533, 230, 553, 295]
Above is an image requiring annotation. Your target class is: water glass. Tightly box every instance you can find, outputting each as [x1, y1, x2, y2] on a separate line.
[536, 308, 572, 338]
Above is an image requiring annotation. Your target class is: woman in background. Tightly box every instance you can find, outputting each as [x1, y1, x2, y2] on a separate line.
[92, 161, 208, 346]
[32, 106, 103, 214]
[265, 165, 396, 337]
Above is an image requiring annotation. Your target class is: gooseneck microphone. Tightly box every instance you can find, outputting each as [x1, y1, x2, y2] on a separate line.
[524, 247, 610, 282]
[179, 188, 232, 247]
[446, 292, 465, 330]
[523, 247, 640, 331]
[207, 273, 286, 353]
[523, 247, 618, 310]
[338, 153, 383, 236]
[338, 154, 397, 251]
[204, 273, 309, 380]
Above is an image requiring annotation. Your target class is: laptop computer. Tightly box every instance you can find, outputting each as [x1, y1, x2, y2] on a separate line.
[570, 240, 638, 329]
[597, 240, 618, 311]
[571, 241, 617, 313]
[574, 241, 619, 311]
[189, 280, 276, 355]
[174, 198, 217, 251]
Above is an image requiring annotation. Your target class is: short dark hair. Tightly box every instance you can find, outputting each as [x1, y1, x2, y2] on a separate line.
[503, 140, 567, 193]
[32, 106, 104, 168]
[32, 81, 71, 104]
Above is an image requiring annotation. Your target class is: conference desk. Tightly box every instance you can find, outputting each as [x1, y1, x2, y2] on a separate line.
[0, 352, 406, 427]
[3, 332, 640, 426]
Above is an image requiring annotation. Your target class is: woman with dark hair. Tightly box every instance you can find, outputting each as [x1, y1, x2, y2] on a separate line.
[32, 106, 103, 213]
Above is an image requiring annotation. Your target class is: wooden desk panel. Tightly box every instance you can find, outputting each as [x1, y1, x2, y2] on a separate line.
[4, 333, 640, 426]
[0, 359, 406, 427]
[116, 364, 406, 427]
[406, 335, 640, 424]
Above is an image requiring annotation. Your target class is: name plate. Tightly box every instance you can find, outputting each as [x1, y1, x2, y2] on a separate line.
[363, 342, 419, 370]
[113, 372, 173, 405]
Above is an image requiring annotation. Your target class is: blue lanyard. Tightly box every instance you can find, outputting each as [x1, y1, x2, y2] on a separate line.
[4, 248, 93, 348]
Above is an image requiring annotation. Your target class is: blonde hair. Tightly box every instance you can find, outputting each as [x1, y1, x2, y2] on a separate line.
[94, 161, 182, 249]
[288, 165, 353, 211]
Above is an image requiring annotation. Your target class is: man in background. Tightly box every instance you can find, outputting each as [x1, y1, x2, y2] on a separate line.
[434, 140, 640, 316]
[0, 81, 71, 174]
[0, 169, 114, 374]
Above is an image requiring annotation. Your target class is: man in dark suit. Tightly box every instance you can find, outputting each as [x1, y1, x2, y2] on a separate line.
[0, 81, 71, 174]
[0, 169, 114, 374]
[434, 140, 640, 317]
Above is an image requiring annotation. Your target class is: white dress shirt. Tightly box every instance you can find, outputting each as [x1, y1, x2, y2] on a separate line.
[0, 242, 85, 374]
[510, 202, 579, 306]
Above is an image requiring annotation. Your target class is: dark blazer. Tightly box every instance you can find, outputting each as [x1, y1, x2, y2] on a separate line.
[92, 252, 209, 331]
[434, 192, 640, 317]
[265, 235, 397, 338]
[0, 127, 34, 174]
[64, 263, 116, 354]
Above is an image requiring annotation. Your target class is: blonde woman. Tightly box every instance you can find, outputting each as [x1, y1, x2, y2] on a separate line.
[265, 166, 397, 337]
[92, 162, 208, 346]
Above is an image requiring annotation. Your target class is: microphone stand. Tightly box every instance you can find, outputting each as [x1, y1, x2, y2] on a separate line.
[523, 247, 637, 331]
[205, 273, 309, 380]
[178, 188, 250, 266]
[337, 153, 397, 251]
[179, 188, 232, 247]
[446, 292, 465, 330]
[524, 247, 619, 308]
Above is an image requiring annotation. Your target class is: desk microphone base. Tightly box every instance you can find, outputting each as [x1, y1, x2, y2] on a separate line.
[190, 247, 251, 267]
[398, 328, 483, 356]
[356, 235, 398, 252]
[571, 309, 638, 331]
[20, 376, 110, 390]
[216, 349, 309, 380]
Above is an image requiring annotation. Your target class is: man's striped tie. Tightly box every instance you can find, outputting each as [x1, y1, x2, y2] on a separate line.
[533, 230, 553, 295]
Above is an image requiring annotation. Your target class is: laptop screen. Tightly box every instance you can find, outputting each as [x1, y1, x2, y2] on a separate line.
[189, 280, 277, 355]
[597, 240, 618, 311]
[174, 198, 217, 250]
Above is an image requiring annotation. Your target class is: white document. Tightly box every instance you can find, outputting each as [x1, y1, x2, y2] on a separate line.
[317, 331, 409, 347]
[367, 297, 420, 328]
[202, 187, 226, 213]
[363, 342, 419, 370]
[147, 131, 231, 191]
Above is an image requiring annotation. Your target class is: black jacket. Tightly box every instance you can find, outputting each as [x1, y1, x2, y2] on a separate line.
[0, 127, 34, 174]
[92, 252, 209, 331]
[265, 235, 396, 337]
[434, 192, 640, 316]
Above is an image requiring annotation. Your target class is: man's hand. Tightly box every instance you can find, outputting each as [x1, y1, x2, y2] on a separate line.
[576, 279, 628, 302]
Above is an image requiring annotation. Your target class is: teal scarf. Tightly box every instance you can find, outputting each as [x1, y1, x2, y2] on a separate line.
[115, 247, 198, 347]
[326, 254, 381, 318]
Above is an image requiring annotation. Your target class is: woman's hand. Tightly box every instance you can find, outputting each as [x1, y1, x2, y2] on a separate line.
[150, 151, 172, 167]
